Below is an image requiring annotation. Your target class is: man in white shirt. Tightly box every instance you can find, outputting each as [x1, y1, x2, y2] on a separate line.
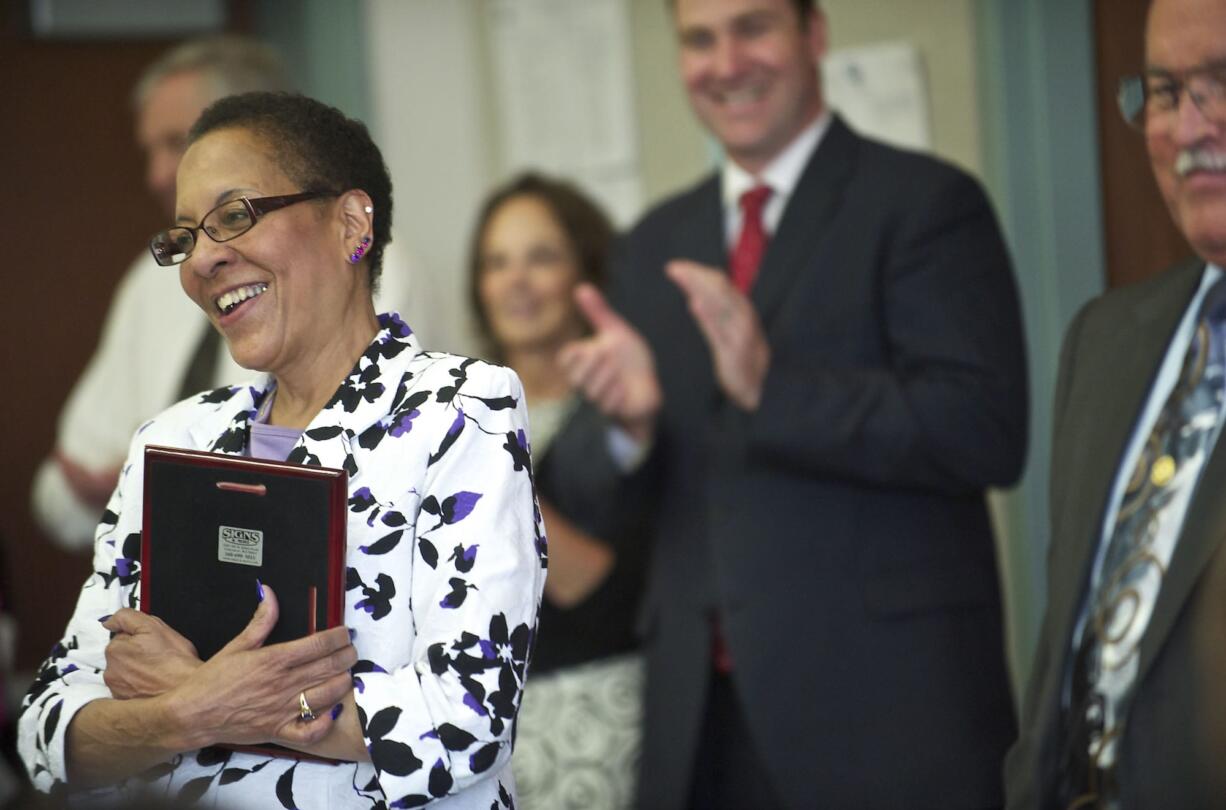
[31, 36, 290, 549]
[1006, 0, 1226, 807]
[558, 1, 1028, 807]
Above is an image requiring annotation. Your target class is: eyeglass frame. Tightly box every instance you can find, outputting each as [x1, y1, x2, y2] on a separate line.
[149, 190, 338, 267]
[1118, 59, 1226, 131]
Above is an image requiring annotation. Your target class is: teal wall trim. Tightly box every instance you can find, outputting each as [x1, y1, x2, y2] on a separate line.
[975, 0, 1106, 694]
[253, 0, 371, 124]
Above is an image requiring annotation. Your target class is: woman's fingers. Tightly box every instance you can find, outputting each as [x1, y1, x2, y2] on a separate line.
[215, 583, 280, 657]
[274, 671, 355, 748]
[263, 625, 355, 672]
[163, 585, 356, 748]
[271, 630, 358, 694]
[104, 609, 204, 699]
[298, 672, 353, 723]
[103, 609, 199, 658]
[101, 608, 146, 635]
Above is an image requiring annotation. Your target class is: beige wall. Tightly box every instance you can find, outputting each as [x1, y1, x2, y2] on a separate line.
[365, 0, 985, 355]
[824, 0, 982, 176]
[629, 0, 711, 206]
[631, 0, 985, 205]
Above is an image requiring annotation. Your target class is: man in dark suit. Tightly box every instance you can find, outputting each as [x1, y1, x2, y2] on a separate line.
[559, 1, 1028, 807]
[1006, 0, 1226, 807]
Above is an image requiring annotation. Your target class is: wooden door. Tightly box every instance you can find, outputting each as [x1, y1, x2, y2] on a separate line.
[0, 5, 215, 671]
[1093, 0, 1194, 288]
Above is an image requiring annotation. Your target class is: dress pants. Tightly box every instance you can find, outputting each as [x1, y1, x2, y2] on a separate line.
[687, 670, 785, 810]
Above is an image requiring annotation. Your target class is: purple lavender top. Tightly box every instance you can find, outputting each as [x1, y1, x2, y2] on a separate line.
[246, 387, 302, 461]
[248, 421, 302, 462]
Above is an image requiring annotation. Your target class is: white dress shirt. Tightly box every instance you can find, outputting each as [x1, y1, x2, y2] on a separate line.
[720, 110, 832, 245]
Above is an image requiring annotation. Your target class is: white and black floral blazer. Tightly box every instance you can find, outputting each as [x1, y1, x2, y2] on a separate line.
[19, 313, 546, 809]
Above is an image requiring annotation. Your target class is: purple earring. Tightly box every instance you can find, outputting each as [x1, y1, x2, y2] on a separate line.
[349, 235, 371, 264]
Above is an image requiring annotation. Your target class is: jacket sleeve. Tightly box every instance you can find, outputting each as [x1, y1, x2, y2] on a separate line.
[350, 363, 545, 806]
[18, 437, 146, 788]
[744, 172, 1029, 494]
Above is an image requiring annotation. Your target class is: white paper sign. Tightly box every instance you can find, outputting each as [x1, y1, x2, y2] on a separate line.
[486, 0, 643, 224]
[824, 41, 932, 152]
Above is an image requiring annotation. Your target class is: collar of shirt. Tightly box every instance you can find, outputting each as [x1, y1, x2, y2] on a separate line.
[721, 109, 832, 247]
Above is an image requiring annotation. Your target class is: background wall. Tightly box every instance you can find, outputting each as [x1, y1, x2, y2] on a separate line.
[633, 0, 988, 196]
[357, 0, 995, 356]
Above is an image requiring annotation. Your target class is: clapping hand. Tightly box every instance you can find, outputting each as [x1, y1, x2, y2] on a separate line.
[558, 283, 663, 444]
[666, 260, 771, 411]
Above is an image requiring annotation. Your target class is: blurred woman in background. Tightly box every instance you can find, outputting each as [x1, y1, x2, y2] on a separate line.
[470, 174, 651, 809]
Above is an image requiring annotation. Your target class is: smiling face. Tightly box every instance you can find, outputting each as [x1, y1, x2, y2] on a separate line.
[477, 194, 586, 356]
[176, 127, 373, 381]
[1146, 0, 1226, 263]
[675, 0, 826, 174]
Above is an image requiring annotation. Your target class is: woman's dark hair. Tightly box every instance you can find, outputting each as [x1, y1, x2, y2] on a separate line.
[467, 172, 615, 360]
[188, 92, 393, 289]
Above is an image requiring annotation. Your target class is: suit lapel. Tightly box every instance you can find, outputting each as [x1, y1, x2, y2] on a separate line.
[751, 116, 857, 327]
[1033, 263, 1205, 754]
[680, 174, 726, 271]
[660, 176, 724, 405]
[1138, 271, 1226, 686]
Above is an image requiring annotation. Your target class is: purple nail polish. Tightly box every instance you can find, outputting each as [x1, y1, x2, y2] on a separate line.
[331, 704, 343, 720]
[97, 614, 112, 623]
[256, 579, 265, 602]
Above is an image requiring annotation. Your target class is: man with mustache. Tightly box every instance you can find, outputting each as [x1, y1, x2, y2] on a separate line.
[1006, 0, 1226, 807]
[558, 0, 1028, 807]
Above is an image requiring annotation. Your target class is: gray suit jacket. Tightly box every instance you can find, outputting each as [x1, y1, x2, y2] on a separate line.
[1006, 259, 1226, 809]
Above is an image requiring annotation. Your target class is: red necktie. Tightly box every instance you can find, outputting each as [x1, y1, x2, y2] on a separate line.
[729, 185, 772, 293]
[710, 185, 772, 675]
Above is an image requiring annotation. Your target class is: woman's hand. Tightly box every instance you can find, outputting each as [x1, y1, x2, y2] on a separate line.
[67, 584, 358, 786]
[160, 584, 358, 752]
[103, 610, 201, 699]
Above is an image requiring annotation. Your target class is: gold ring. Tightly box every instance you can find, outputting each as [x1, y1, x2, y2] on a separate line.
[298, 691, 316, 722]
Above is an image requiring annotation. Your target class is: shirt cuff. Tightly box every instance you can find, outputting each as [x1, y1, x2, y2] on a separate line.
[606, 425, 651, 473]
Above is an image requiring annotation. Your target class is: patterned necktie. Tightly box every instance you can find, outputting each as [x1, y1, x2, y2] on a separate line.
[730, 185, 772, 293]
[1058, 277, 1226, 810]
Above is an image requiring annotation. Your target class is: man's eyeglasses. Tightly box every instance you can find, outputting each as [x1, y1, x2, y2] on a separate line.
[1118, 61, 1226, 130]
[149, 191, 336, 267]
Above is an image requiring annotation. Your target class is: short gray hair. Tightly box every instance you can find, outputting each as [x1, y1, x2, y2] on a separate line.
[132, 35, 292, 110]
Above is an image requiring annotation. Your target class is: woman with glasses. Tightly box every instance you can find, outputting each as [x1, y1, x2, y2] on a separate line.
[468, 174, 651, 810]
[18, 93, 544, 810]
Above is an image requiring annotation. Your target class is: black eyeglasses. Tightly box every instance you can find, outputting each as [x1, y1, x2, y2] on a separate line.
[150, 190, 337, 266]
[1118, 60, 1226, 130]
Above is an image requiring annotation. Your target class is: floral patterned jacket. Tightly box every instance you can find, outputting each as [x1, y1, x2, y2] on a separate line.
[19, 313, 546, 809]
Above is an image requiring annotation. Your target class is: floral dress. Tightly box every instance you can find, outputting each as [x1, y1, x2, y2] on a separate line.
[19, 313, 546, 809]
